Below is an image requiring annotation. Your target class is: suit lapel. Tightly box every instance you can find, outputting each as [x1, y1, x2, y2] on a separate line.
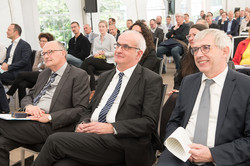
[118, 65, 141, 111]
[49, 64, 71, 112]
[183, 73, 202, 127]
[215, 69, 236, 143]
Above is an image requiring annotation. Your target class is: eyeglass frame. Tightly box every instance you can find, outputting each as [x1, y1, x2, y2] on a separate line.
[190, 45, 219, 56]
[186, 34, 196, 40]
[42, 50, 63, 56]
[114, 43, 140, 51]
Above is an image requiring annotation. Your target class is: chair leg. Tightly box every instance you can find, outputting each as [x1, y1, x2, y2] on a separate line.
[20, 148, 25, 166]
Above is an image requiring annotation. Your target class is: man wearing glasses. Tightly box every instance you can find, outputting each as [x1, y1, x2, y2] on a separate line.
[157, 29, 250, 166]
[32, 30, 163, 166]
[0, 41, 90, 166]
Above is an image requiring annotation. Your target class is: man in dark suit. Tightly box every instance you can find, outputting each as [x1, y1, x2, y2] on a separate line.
[223, 11, 239, 37]
[150, 19, 164, 45]
[109, 24, 120, 41]
[0, 41, 90, 166]
[157, 29, 250, 166]
[32, 30, 163, 166]
[0, 24, 32, 81]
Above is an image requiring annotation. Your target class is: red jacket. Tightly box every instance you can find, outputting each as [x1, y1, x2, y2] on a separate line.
[233, 39, 250, 65]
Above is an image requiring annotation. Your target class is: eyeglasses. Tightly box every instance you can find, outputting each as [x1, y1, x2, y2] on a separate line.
[186, 34, 196, 40]
[42, 50, 63, 56]
[190, 45, 215, 56]
[114, 43, 140, 51]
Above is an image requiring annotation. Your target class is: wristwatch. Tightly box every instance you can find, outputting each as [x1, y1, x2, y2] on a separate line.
[48, 114, 52, 122]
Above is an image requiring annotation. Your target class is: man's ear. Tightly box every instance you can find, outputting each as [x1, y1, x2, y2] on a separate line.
[222, 46, 230, 59]
[136, 50, 143, 60]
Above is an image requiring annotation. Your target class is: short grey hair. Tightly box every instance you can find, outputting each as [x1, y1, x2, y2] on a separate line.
[175, 13, 184, 17]
[124, 30, 146, 52]
[194, 29, 232, 61]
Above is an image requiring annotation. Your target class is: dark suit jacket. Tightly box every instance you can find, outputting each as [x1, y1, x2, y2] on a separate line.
[218, 19, 226, 30]
[139, 48, 158, 73]
[21, 64, 90, 132]
[80, 65, 163, 166]
[223, 19, 239, 36]
[152, 27, 164, 45]
[4, 39, 32, 77]
[166, 69, 250, 166]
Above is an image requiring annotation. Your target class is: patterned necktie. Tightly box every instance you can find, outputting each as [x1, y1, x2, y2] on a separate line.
[193, 79, 214, 145]
[33, 73, 57, 106]
[98, 72, 124, 123]
[86, 34, 89, 39]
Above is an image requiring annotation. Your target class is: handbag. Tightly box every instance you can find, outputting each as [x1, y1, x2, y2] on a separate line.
[159, 38, 182, 49]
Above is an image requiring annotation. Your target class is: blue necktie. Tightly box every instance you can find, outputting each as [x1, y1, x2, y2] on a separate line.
[33, 73, 57, 106]
[98, 72, 124, 123]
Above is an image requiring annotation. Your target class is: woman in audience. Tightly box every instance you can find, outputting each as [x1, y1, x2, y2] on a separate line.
[233, 28, 250, 65]
[239, 11, 250, 34]
[81, 20, 116, 97]
[171, 24, 208, 92]
[129, 20, 158, 72]
[7, 32, 54, 104]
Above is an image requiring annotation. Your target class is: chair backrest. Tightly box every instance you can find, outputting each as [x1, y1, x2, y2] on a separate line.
[154, 37, 159, 52]
[157, 84, 168, 136]
[30, 50, 37, 67]
[231, 36, 247, 59]
[156, 57, 164, 76]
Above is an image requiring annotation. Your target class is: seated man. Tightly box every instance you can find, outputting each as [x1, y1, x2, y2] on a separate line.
[157, 13, 189, 71]
[67, 21, 91, 68]
[224, 11, 239, 38]
[150, 19, 164, 45]
[83, 24, 98, 44]
[32, 30, 163, 166]
[109, 24, 120, 41]
[0, 24, 32, 82]
[0, 41, 90, 166]
[157, 29, 250, 166]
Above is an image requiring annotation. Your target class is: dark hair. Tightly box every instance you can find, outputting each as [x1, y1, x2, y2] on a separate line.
[127, 19, 133, 23]
[11, 23, 22, 36]
[207, 12, 213, 16]
[71, 21, 80, 26]
[129, 20, 155, 59]
[167, 16, 171, 19]
[150, 19, 156, 23]
[38, 33, 54, 41]
[184, 13, 189, 17]
[109, 18, 116, 23]
[180, 24, 208, 77]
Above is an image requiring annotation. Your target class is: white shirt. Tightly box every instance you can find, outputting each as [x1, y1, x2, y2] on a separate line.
[91, 65, 137, 123]
[7, 37, 21, 65]
[185, 67, 228, 147]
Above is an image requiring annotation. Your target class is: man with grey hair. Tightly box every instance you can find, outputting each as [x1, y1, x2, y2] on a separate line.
[32, 30, 163, 166]
[223, 11, 239, 37]
[0, 41, 90, 165]
[157, 13, 190, 72]
[157, 29, 250, 166]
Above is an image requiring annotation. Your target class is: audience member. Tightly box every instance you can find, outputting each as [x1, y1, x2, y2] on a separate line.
[0, 24, 32, 82]
[81, 20, 116, 98]
[67, 21, 91, 68]
[157, 13, 190, 71]
[184, 13, 194, 27]
[130, 20, 158, 72]
[0, 41, 90, 166]
[205, 15, 220, 29]
[237, 10, 245, 25]
[0, 42, 6, 63]
[6, 33, 54, 104]
[166, 16, 173, 32]
[0, 81, 9, 113]
[223, 11, 239, 37]
[196, 19, 209, 28]
[149, 19, 164, 44]
[126, 19, 133, 30]
[32, 30, 163, 166]
[234, 10, 240, 20]
[239, 11, 250, 34]
[108, 17, 116, 25]
[215, 9, 224, 22]
[233, 28, 250, 65]
[157, 28, 250, 166]
[156, 16, 168, 33]
[218, 11, 228, 30]
[173, 24, 208, 90]
[83, 24, 98, 44]
[199, 10, 206, 20]
[245, 7, 249, 16]
[109, 24, 120, 41]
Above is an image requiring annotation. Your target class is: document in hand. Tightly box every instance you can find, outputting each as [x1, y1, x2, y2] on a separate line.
[164, 127, 192, 162]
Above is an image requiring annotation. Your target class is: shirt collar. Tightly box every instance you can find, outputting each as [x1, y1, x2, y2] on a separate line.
[12, 36, 21, 44]
[201, 66, 228, 87]
[115, 64, 137, 79]
[52, 62, 68, 77]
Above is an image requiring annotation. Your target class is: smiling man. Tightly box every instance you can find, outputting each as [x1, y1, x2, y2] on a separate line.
[0, 41, 90, 166]
[157, 29, 250, 166]
[32, 30, 163, 166]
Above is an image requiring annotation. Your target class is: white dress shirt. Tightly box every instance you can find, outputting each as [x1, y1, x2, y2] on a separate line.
[91, 65, 137, 123]
[185, 67, 228, 147]
[7, 37, 21, 65]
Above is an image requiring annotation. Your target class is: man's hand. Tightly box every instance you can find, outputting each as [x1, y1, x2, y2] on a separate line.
[29, 114, 50, 123]
[25, 105, 45, 118]
[75, 122, 114, 134]
[188, 143, 214, 163]
[1, 63, 8, 71]
[173, 25, 180, 31]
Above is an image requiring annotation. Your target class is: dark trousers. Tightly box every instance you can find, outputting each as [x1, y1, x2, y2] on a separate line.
[81, 57, 114, 91]
[0, 119, 54, 166]
[6, 71, 40, 104]
[32, 132, 125, 166]
[0, 81, 10, 113]
[0, 71, 15, 81]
